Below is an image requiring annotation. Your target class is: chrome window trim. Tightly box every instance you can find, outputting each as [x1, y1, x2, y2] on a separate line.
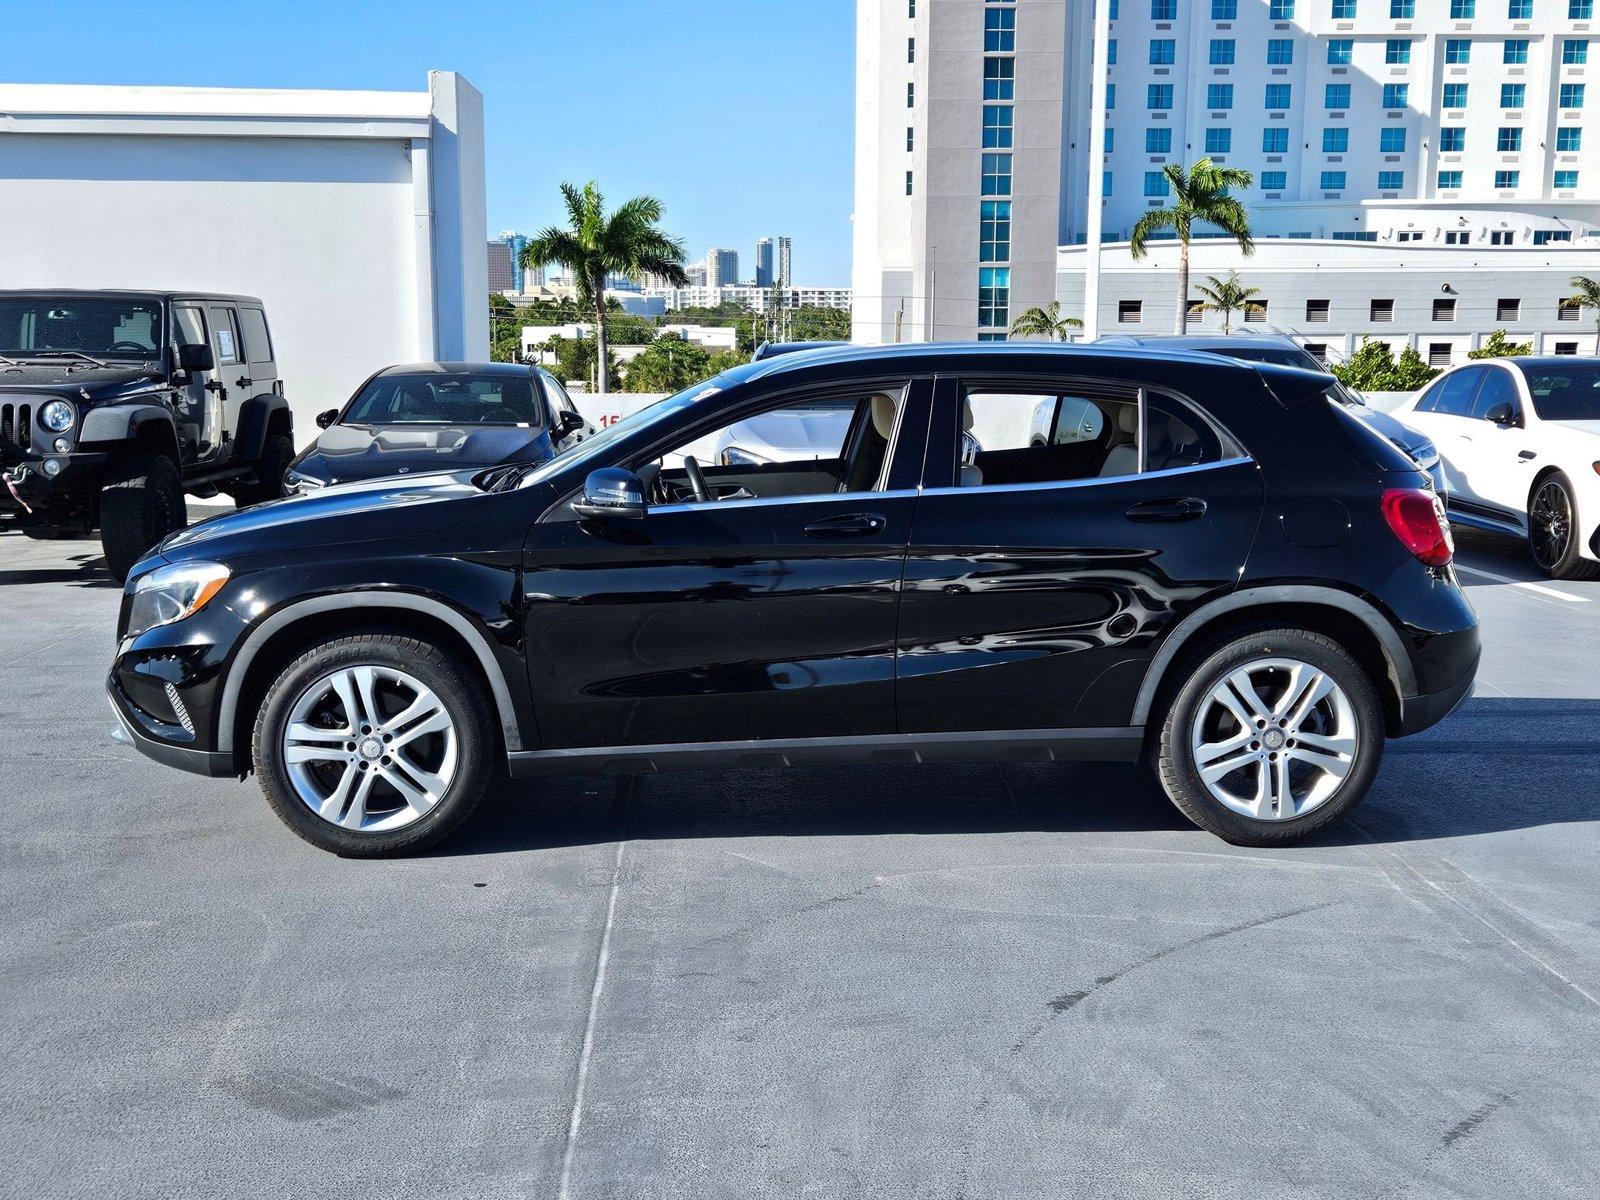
[917, 454, 1256, 499]
[647, 487, 923, 516]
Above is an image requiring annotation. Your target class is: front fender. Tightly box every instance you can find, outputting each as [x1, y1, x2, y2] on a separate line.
[79, 403, 179, 456]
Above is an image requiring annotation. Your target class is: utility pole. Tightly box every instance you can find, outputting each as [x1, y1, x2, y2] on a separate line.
[1083, 0, 1112, 341]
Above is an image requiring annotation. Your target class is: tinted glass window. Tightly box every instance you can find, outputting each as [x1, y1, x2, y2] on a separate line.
[958, 389, 1140, 486]
[1469, 368, 1521, 420]
[0, 296, 164, 359]
[1429, 368, 1483, 417]
[539, 369, 578, 414]
[238, 308, 273, 365]
[1522, 363, 1600, 421]
[345, 372, 544, 426]
[1145, 393, 1243, 471]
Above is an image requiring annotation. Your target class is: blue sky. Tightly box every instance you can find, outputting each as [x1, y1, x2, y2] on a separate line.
[7, 0, 858, 282]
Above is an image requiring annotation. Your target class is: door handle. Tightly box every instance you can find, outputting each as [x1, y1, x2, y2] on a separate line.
[1125, 497, 1207, 523]
[1518, 450, 1537, 461]
[804, 513, 887, 538]
[236, 376, 252, 388]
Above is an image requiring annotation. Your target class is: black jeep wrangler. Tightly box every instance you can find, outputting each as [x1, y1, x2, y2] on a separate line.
[0, 291, 293, 579]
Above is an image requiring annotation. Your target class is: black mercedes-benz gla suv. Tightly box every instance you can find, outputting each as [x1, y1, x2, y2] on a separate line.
[109, 344, 1478, 856]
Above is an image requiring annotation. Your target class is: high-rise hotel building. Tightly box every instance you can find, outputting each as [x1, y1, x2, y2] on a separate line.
[855, 0, 1600, 360]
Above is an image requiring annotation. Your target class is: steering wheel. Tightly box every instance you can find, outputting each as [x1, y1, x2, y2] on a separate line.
[109, 342, 148, 353]
[682, 455, 712, 504]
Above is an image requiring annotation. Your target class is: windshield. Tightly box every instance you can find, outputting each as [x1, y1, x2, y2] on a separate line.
[1523, 363, 1600, 422]
[513, 374, 731, 489]
[344, 372, 544, 426]
[0, 296, 163, 359]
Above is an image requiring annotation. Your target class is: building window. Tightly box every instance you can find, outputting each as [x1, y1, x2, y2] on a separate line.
[1244, 301, 1269, 323]
[1434, 298, 1457, 321]
[1326, 83, 1352, 108]
[1144, 170, 1172, 196]
[1328, 38, 1354, 64]
[1386, 38, 1412, 63]
[907, 82, 915, 107]
[984, 7, 1016, 52]
[1210, 38, 1236, 64]
[980, 200, 1012, 262]
[1304, 343, 1329, 362]
[1207, 83, 1234, 108]
[1108, 38, 1119, 64]
[1146, 127, 1173, 153]
[1269, 0, 1296, 17]
[984, 57, 1015, 100]
[906, 170, 914, 196]
[1151, 0, 1177, 16]
[908, 37, 915, 63]
[1263, 127, 1290, 152]
[1556, 169, 1580, 188]
[1429, 344, 1453, 369]
[1397, 230, 1424, 241]
[1495, 169, 1520, 188]
[1333, 230, 1380, 241]
[1560, 83, 1586, 109]
[1119, 300, 1143, 324]
[1558, 127, 1583, 152]
[1490, 230, 1514, 244]
[1148, 83, 1174, 109]
[1450, 0, 1476, 15]
[1535, 229, 1573, 245]
[1439, 127, 1466, 152]
[1332, 0, 1357, 15]
[1267, 38, 1294, 64]
[909, 0, 915, 15]
[906, 126, 914, 152]
[1444, 39, 1471, 63]
[1262, 170, 1288, 189]
[1572, 0, 1594, 17]
[1323, 127, 1350, 153]
[1391, 0, 1415, 13]
[1382, 83, 1409, 108]
[1381, 127, 1407, 152]
[1104, 171, 1115, 196]
[1498, 299, 1521, 321]
[983, 105, 1014, 147]
[1105, 127, 1115, 152]
[1443, 83, 1469, 107]
[978, 267, 1011, 329]
[1509, 0, 1532, 14]
[1504, 39, 1529, 63]
[1561, 300, 1585, 322]
[1565, 40, 1590, 64]
[1107, 83, 1116, 109]
[1378, 170, 1405, 189]
[1502, 83, 1527, 107]
[1498, 127, 1524, 151]
[1445, 229, 1471, 244]
[1205, 127, 1232, 154]
[1266, 84, 1292, 108]
[1371, 299, 1395, 322]
[1321, 170, 1347, 190]
[1213, 0, 1238, 16]
[981, 153, 1013, 195]
[1150, 38, 1175, 64]
[1306, 299, 1331, 322]
[1556, 342, 1580, 355]
[1438, 169, 1464, 188]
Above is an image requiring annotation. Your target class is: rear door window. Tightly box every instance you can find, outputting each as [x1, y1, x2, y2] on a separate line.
[238, 308, 274, 366]
[207, 307, 241, 365]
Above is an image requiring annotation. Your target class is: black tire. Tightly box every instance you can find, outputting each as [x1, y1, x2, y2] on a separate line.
[228, 431, 294, 508]
[99, 453, 186, 582]
[1154, 627, 1385, 847]
[1528, 472, 1600, 581]
[253, 632, 495, 857]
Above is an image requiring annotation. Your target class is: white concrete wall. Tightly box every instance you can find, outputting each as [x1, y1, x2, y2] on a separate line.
[0, 76, 487, 447]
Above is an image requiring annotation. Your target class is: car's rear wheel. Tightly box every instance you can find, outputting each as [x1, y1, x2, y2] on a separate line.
[100, 452, 186, 582]
[1155, 628, 1384, 846]
[1528, 473, 1600, 581]
[253, 632, 495, 856]
[228, 431, 295, 508]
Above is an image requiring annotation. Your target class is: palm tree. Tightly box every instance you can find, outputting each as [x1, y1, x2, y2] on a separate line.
[1565, 276, 1600, 356]
[1194, 272, 1266, 335]
[523, 182, 689, 393]
[1009, 300, 1084, 341]
[1130, 158, 1255, 335]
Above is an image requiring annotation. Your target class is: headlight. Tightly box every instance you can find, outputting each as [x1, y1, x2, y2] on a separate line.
[720, 446, 769, 467]
[125, 561, 231, 639]
[40, 400, 76, 433]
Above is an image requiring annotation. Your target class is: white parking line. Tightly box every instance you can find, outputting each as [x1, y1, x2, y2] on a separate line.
[1454, 563, 1591, 604]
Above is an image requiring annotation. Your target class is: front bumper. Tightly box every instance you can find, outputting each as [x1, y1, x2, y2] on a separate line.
[107, 676, 237, 777]
[1, 449, 109, 513]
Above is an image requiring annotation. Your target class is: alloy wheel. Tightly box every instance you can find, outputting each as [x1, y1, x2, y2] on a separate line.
[1189, 657, 1358, 822]
[282, 664, 459, 833]
[1531, 481, 1573, 572]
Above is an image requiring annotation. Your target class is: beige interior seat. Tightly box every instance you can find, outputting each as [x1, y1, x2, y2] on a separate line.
[1097, 405, 1140, 478]
[959, 399, 983, 487]
[870, 392, 898, 440]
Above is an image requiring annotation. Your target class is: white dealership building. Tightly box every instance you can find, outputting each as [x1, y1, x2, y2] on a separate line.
[0, 75, 489, 440]
[854, 0, 1600, 361]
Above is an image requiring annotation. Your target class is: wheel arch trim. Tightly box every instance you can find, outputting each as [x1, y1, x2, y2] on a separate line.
[1130, 584, 1418, 727]
[215, 591, 524, 757]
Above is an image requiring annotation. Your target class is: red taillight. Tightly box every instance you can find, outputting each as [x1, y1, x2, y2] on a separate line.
[1382, 488, 1453, 567]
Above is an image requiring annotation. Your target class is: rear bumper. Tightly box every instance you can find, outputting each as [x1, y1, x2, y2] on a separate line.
[1397, 637, 1479, 736]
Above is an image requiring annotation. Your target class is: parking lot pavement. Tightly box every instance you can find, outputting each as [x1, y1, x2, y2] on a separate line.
[3, 519, 1599, 1200]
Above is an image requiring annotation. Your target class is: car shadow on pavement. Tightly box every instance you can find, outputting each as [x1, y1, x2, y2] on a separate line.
[0, 547, 118, 588]
[430, 698, 1600, 857]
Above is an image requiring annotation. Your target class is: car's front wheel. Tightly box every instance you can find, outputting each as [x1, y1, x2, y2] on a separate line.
[1155, 628, 1384, 846]
[253, 632, 495, 856]
[1528, 472, 1600, 581]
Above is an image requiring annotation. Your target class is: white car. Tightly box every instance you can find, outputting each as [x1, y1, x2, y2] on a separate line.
[1389, 356, 1600, 580]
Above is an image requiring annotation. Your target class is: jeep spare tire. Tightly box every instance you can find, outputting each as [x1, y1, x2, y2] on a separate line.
[101, 453, 186, 582]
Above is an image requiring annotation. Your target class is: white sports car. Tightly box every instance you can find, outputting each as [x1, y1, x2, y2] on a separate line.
[1389, 356, 1600, 580]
